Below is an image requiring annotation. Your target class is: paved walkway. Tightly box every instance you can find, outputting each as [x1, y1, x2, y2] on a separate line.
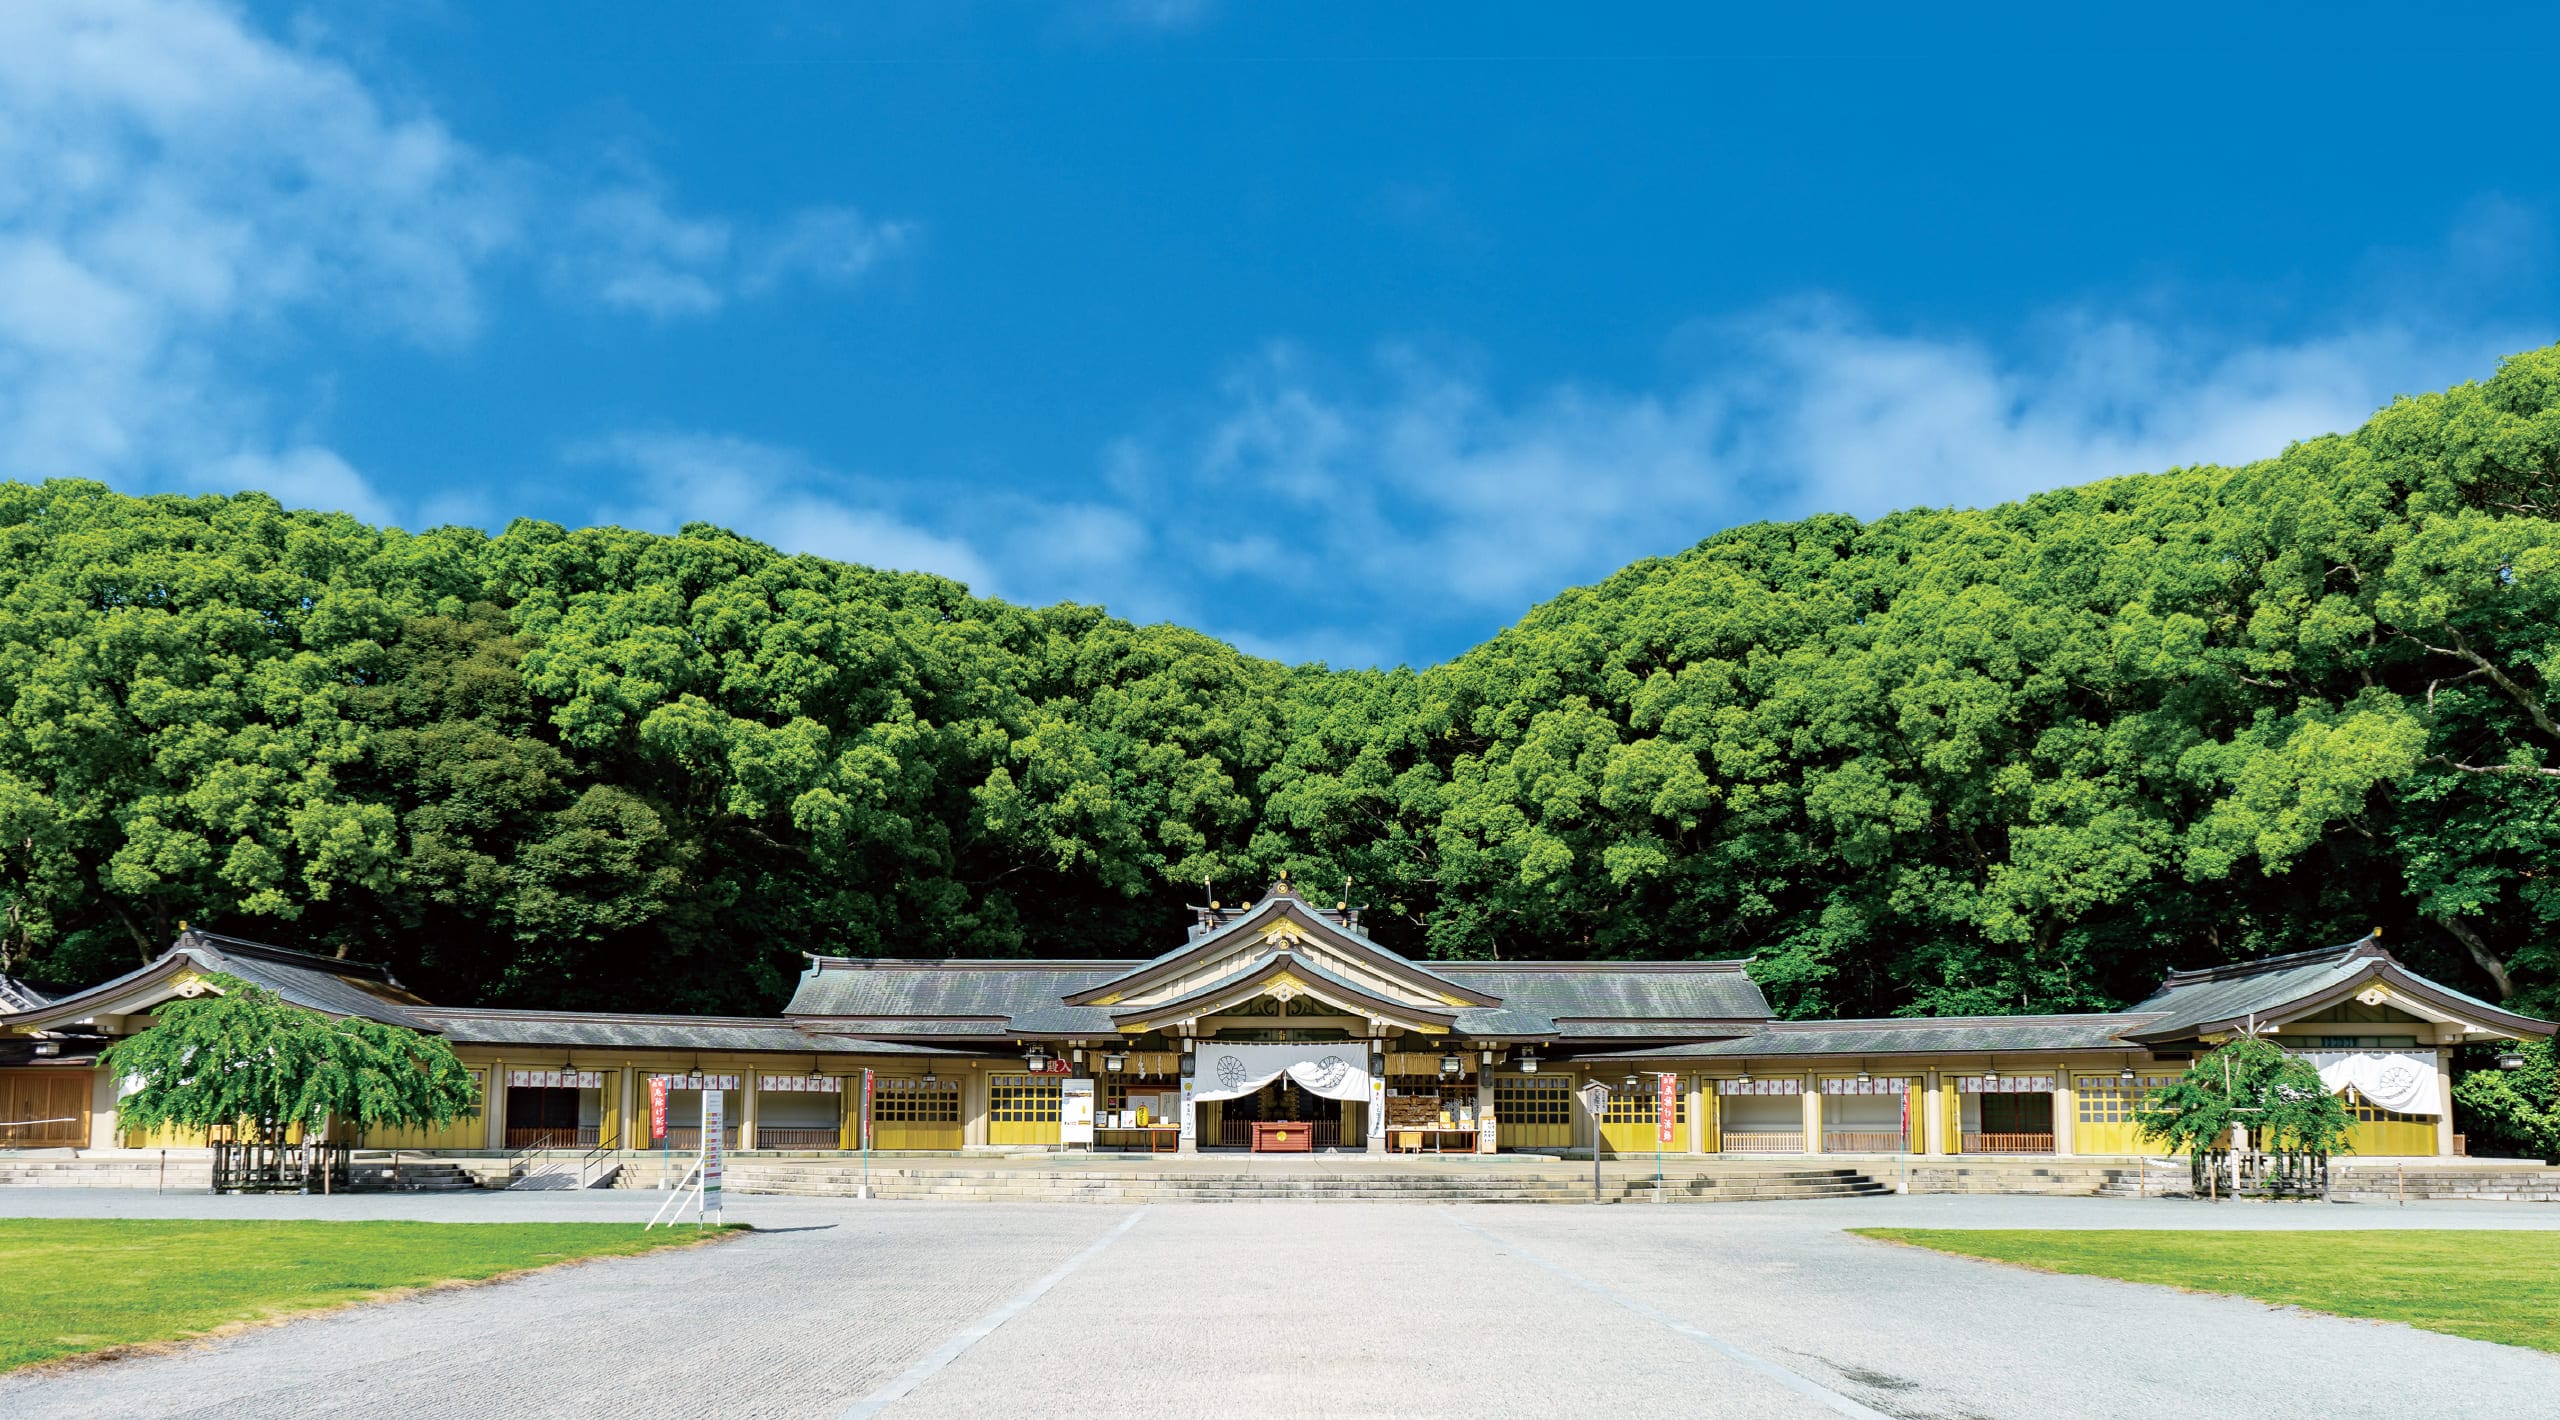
[3, 1190, 2553, 1418]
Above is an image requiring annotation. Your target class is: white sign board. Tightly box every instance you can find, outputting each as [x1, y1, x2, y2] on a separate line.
[1577, 1082, 1610, 1117]
[1060, 1077, 1097, 1144]
[1369, 1073, 1386, 1137]
[1178, 1076, 1197, 1140]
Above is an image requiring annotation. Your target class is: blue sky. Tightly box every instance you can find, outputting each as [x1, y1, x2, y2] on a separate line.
[6, 3, 2559, 666]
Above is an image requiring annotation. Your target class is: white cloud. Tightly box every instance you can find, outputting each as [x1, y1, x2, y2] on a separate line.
[0, 0, 511, 506]
[560, 186, 914, 319]
[571, 431, 996, 590]
[1065, 303, 2544, 664]
[0, 0, 913, 512]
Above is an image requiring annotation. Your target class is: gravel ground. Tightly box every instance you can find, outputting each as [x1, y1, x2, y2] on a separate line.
[1, 1189, 2551, 1419]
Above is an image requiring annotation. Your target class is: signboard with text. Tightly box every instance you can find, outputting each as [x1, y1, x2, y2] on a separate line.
[699, 1090, 724, 1224]
[1658, 1073, 1677, 1145]
[861, 1067, 876, 1151]
[648, 1077, 667, 1142]
[1060, 1077, 1096, 1144]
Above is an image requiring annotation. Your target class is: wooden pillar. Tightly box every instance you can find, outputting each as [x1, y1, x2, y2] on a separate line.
[2436, 1047, 2456, 1156]
[486, 1058, 507, 1150]
[963, 1067, 989, 1148]
[1686, 1075, 1705, 1155]
[2051, 1073, 2074, 1156]
[1922, 1068, 1945, 1158]
[742, 1072, 761, 1151]
[1802, 1078, 1823, 1154]
[1476, 1073, 1495, 1155]
[618, 1066, 636, 1150]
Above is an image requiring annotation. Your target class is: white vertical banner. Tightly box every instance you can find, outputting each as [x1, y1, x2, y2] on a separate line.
[699, 1091, 724, 1225]
[1060, 1078, 1096, 1144]
[1369, 1074, 1386, 1137]
[1178, 1076, 1196, 1140]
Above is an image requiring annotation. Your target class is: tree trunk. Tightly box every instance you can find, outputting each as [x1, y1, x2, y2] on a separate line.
[2434, 914, 2515, 1000]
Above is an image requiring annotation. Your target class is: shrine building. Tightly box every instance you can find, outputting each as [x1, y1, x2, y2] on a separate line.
[2, 875, 2548, 1161]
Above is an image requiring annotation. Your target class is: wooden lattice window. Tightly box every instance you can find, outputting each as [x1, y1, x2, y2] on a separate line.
[989, 1075, 1060, 1124]
[1496, 1075, 1571, 1124]
[873, 1079, 961, 1124]
[1603, 1086, 1685, 1124]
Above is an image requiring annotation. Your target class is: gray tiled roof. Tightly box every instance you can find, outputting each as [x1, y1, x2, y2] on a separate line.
[0, 973, 53, 1013]
[1452, 1007, 1557, 1036]
[2125, 935, 2552, 1041]
[1435, 963, 1771, 1022]
[1006, 1006, 1124, 1035]
[2126, 941, 2378, 1040]
[785, 961, 1127, 1019]
[414, 1009, 960, 1055]
[1578, 1013, 2157, 1059]
[0, 933, 437, 1033]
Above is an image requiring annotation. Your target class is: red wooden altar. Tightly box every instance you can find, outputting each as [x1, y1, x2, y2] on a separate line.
[1250, 1120, 1313, 1153]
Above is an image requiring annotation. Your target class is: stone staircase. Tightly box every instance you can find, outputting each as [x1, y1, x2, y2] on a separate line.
[1903, 1160, 2161, 1196]
[708, 1159, 1892, 1203]
[0, 1153, 212, 1190]
[2092, 1161, 2193, 1199]
[2330, 1165, 2560, 1203]
[347, 1155, 478, 1192]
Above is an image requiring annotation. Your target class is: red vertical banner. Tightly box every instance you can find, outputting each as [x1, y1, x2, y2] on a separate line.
[1657, 1072, 1677, 1145]
[861, 1067, 876, 1150]
[648, 1077, 668, 1141]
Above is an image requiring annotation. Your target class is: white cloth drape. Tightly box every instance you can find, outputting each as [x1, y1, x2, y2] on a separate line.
[2307, 1051, 2439, 1115]
[1191, 1043, 1374, 1102]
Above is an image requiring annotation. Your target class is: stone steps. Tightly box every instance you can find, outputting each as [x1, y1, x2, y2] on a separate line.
[2331, 1167, 2560, 1202]
[713, 1161, 1890, 1203]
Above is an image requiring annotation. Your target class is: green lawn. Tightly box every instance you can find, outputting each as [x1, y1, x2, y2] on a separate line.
[1856, 1228, 2560, 1353]
[0, 1218, 737, 1371]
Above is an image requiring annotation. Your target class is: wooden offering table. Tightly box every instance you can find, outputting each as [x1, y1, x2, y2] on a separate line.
[1251, 1121, 1314, 1153]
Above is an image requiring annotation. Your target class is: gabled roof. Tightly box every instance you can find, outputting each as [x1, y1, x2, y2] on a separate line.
[1062, 883, 1498, 1009]
[1106, 951, 1461, 1033]
[2125, 935, 2553, 1043]
[0, 973, 53, 1014]
[1, 931, 435, 1034]
[1579, 1013, 2158, 1060]
[413, 1007, 961, 1056]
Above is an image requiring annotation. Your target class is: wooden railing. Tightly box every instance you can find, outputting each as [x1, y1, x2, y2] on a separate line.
[753, 1127, 838, 1149]
[504, 1126, 599, 1149]
[1823, 1131, 1909, 1153]
[1721, 1131, 1806, 1153]
[654, 1126, 740, 1151]
[1215, 1119, 1342, 1149]
[1963, 1132, 2055, 1153]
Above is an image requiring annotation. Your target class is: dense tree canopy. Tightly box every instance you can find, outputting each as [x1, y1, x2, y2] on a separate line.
[4, 347, 2556, 1022]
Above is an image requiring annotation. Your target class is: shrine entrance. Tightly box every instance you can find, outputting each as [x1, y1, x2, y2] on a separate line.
[1209, 1077, 1358, 1149]
[1191, 1039, 1375, 1151]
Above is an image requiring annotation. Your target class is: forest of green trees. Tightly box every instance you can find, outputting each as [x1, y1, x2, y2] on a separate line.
[1, 347, 2554, 1026]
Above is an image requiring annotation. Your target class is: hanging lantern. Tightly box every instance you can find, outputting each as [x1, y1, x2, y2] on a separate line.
[1515, 1046, 1540, 1074]
[2498, 1051, 2528, 1071]
[1024, 1046, 1049, 1073]
[1440, 1053, 1463, 1076]
[2120, 1064, 2138, 1083]
[1105, 1052, 1127, 1073]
